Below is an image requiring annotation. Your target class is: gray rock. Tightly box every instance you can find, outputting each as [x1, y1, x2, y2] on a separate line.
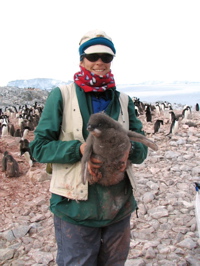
[125, 258, 146, 266]
[142, 192, 154, 203]
[145, 247, 156, 259]
[0, 248, 15, 261]
[146, 181, 159, 191]
[177, 238, 197, 249]
[28, 250, 54, 264]
[192, 166, 200, 176]
[177, 139, 186, 145]
[165, 151, 181, 159]
[148, 206, 169, 219]
[12, 225, 31, 239]
[185, 255, 200, 266]
[32, 196, 47, 206]
[2, 230, 15, 241]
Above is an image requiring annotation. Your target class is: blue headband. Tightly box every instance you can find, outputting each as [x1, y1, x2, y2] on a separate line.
[79, 37, 116, 55]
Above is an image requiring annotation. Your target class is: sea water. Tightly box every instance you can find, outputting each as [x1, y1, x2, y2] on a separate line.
[117, 83, 200, 108]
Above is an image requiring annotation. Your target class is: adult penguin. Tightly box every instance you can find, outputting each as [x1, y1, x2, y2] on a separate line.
[167, 117, 179, 135]
[145, 105, 152, 122]
[153, 119, 163, 134]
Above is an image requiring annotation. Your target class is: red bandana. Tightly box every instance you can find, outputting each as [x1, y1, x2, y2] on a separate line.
[74, 66, 116, 92]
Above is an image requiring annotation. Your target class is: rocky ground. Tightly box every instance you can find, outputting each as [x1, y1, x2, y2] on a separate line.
[0, 105, 200, 266]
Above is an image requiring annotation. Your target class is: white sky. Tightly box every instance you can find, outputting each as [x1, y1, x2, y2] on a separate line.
[0, 0, 200, 86]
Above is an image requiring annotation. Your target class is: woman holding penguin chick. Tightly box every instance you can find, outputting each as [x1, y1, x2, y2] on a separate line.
[30, 29, 149, 266]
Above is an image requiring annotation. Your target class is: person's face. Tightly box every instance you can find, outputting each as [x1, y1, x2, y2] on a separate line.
[80, 54, 111, 76]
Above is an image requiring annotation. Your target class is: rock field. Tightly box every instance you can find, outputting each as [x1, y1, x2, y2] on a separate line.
[0, 103, 200, 266]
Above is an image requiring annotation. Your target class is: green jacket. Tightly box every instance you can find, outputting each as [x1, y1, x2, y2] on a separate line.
[29, 84, 148, 227]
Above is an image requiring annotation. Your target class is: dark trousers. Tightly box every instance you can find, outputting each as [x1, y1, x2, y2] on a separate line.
[54, 215, 131, 266]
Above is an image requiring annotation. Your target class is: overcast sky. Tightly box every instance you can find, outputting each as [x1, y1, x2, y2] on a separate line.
[0, 0, 199, 86]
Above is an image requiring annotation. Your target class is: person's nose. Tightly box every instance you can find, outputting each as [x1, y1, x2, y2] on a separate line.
[95, 58, 104, 64]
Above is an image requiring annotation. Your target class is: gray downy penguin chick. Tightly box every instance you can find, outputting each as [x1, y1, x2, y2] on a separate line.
[2, 151, 9, 172]
[81, 112, 158, 186]
[4, 154, 19, 177]
[2, 151, 19, 177]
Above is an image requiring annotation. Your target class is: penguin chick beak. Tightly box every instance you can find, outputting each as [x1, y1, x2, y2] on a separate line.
[87, 124, 102, 137]
[87, 124, 93, 131]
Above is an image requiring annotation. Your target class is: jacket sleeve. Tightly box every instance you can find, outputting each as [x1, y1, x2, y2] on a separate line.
[127, 96, 148, 164]
[29, 87, 82, 164]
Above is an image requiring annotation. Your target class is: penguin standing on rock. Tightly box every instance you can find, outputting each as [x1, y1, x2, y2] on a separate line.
[169, 111, 176, 123]
[155, 104, 161, 115]
[153, 120, 163, 134]
[182, 105, 191, 120]
[81, 113, 158, 186]
[145, 105, 152, 122]
[1, 116, 9, 136]
[21, 126, 30, 140]
[1, 123, 8, 136]
[196, 103, 199, 111]
[19, 139, 36, 167]
[167, 117, 179, 136]
[134, 106, 139, 117]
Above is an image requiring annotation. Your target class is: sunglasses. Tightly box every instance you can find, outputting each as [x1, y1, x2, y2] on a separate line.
[82, 53, 114, 63]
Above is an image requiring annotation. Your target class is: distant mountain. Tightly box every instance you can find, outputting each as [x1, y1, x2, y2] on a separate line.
[7, 78, 71, 90]
[0, 86, 49, 108]
[7, 78, 200, 91]
[1, 79, 199, 109]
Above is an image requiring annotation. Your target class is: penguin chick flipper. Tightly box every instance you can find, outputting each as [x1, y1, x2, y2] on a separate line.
[127, 131, 158, 151]
[82, 162, 88, 185]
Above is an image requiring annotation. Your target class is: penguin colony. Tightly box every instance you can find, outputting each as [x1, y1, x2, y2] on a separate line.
[0, 102, 43, 177]
[1, 98, 199, 179]
[133, 98, 199, 137]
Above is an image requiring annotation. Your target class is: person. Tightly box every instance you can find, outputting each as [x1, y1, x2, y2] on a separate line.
[29, 29, 148, 266]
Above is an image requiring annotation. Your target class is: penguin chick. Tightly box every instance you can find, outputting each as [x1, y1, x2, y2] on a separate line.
[2, 151, 9, 171]
[185, 121, 197, 127]
[81, 113, 158, 186]
[14, 129, 22, 137]
[5, 154, 19, 177]
[8, 123, 15, 136]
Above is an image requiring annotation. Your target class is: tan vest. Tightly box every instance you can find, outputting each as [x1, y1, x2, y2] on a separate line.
[49, 83, 136, 200]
